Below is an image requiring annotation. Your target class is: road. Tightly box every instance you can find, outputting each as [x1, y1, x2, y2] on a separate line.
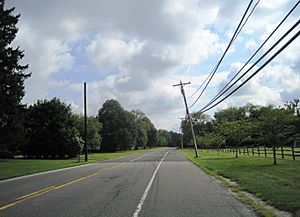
[0, 148, 257, 217]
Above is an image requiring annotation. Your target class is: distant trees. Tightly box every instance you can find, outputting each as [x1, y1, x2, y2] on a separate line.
[157, 129, 170, 147]
[181, 100, 300, 153]
[0, 0, 30, 153]
[157, 129, 181, 147]
[132, 110, 148, 149]
[98, 100, 130, 152]
[131, 109, 159, 149]
[23, 98, 82, 158]
[0, 93, 162, 158]
[98, 100, 161, 152]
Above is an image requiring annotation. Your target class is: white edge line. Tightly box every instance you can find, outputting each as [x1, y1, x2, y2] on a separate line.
[132, 151, 169, 217]
[0, 163, 97, 183]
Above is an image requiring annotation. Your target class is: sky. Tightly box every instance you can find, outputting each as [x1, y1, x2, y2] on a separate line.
[7, 0, 300, 131]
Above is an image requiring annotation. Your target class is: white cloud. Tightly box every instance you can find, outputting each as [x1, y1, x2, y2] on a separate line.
[85, 35, 145, 69]
[7, 0, 300, 130]
[245, 39, 258, 51]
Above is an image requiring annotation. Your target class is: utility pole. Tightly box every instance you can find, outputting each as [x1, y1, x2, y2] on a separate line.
[173, 81, 199, 157]
[178, 117, 185, 150]
[84, 82, 88, 162]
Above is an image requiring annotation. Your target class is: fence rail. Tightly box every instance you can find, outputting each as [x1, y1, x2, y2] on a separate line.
[214, 145, 300, 160]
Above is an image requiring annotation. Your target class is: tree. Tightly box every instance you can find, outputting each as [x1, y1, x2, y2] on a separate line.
[147, 126, 158, 148]
[0, 0, 30, 153]
[158, 129, 170, 147]
[216, 121, 252, 157]
[196, 133, 224, 149]
[214, 107, 246, 122]
[259, 107, 294, 164]
[98, 99, 137, 152]
[285, 99, 300, 117]
[119, 111, 137, 150]
[169, 131, 181, 147]
[181, 112, 213, 147]
[23, 98, 82, 158]
[132, 110, 148, 149]
[74, 115, 102, 152]
[285, 99, 300, 140]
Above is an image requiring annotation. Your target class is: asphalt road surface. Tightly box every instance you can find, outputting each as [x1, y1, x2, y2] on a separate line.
[0, 148, 257, 217]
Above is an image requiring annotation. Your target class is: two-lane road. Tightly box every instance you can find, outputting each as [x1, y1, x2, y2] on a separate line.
[0, 148, 257, 217]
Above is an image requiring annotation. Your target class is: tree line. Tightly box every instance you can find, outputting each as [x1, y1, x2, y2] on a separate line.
[181, 100, 300, 150]
[1, 95, 183, 158]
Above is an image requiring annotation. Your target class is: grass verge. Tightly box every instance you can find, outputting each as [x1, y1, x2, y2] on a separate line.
[0, 148, 158, 181]
[182, 149, 300, 217]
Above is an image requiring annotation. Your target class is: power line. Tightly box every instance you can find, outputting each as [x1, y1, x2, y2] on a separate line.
[201, 0, 300, 111]
[189, 0, 254, 108]
[186, 0, 224, 100]
[179, 0, 203, 78]
[233, 0, 260, 41]
[200, 28, 300, 113]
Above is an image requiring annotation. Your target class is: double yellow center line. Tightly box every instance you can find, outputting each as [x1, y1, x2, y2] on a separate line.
[0, 151, 156, 212]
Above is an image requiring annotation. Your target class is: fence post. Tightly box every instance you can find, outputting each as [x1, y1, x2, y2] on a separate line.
[252, 146, 254, 156]
[281, 146, 284, 159]
[258, 146, 260, 157]
[247, 146, 249, 155]
[243, 147, 245, 155]
[264, 145, 267, 158]
[292, 144, 295, 160]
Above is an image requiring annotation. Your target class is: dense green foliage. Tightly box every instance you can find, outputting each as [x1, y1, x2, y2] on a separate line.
[157, 129, 181, 147]
[98, 100, 137, 152]
[23, 98, 82, 158]
[182, 100, 300, 151]
[98, 100, 160, 152]
[0, 0, 30, 153]
[74, 115, 102, 152]
[183, 149, 300, 216]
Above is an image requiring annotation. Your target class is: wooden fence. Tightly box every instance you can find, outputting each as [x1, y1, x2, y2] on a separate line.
[217, 145, 300, 160]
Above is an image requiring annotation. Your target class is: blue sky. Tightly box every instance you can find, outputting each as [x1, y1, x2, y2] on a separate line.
[8, 0, 300, 130]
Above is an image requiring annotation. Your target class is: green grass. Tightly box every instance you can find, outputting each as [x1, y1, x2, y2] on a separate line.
[182, 149, 300, 217]
[0, 148, 158, 181]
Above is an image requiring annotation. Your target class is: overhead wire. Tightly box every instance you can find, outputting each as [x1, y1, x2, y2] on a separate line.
[233, 0, 261, 41]
[200, 21, 300, 113]
[188, 0, 255, 109]
[187, 0, 260, 101]
[179, 0, 203, 78]
[150, 0, 203, 115]
[201, 0, 300, 111]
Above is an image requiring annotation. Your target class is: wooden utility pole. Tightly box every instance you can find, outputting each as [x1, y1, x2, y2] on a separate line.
[179, 117, 185, 150]
[84, 82, 88, 162]
[173, 81, 198, 157]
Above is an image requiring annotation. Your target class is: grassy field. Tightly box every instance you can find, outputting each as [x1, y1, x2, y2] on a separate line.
[0, 148, 158, 181]
[182, 149, 300, 217]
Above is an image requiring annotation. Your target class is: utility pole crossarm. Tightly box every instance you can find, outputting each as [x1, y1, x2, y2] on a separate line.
[172, 81, 191, 87]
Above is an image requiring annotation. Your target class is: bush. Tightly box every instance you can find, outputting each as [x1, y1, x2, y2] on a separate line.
[23, 98, 82, 159]
[0, 150, 15, 159]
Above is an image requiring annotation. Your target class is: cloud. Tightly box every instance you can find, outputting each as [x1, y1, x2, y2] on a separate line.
[85, 35, 145, 69]
[7, 0, 300, 130]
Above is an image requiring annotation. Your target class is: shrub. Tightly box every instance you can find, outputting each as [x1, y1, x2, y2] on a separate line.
[0, 150, 15, 159]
